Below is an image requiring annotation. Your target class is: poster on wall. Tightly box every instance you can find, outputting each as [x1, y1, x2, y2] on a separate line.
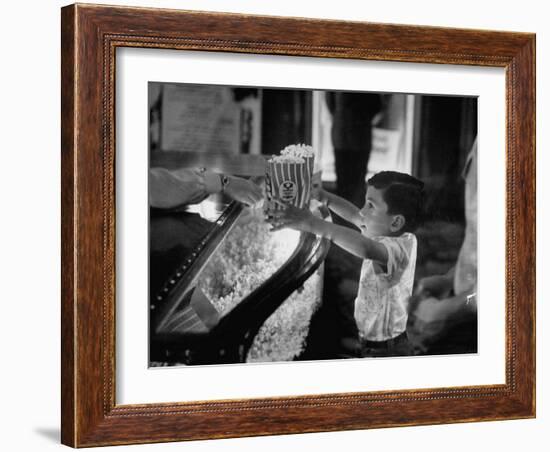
[161, 84, 241, 154]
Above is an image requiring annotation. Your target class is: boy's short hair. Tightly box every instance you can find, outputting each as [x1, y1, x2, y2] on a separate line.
[367, 171, 424, 232]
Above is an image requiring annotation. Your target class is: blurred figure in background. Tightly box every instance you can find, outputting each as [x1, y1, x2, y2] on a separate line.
[326, 91, 383, 207]
[408, 137, 478, 354]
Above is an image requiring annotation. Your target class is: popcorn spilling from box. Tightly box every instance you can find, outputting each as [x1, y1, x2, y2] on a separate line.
[280, 143, 315, 160]
[265, 144, 315, 210]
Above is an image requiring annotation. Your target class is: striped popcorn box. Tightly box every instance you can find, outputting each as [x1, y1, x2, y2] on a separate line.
[265, 153, 314, 210]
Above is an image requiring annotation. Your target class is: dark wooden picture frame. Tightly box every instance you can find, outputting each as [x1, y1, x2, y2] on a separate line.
[61, 3, 535, 447]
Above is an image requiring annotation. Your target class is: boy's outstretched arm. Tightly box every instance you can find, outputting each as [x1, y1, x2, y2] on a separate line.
[268, 202, 387, 265]
[309, 217, 388, 264]
[317, 189, 363, 228]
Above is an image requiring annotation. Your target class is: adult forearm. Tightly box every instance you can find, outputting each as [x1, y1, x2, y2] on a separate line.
[149, 167, 217, 208]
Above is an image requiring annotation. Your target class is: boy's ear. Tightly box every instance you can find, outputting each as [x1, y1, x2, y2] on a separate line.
[390, 214, 406, 232]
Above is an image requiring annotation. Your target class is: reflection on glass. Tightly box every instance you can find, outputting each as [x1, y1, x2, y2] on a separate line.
[247, 265, 323, 363]
[193, 207, 325, 362]
[149, 192, 233, 298]
[197, 209, 301, 317]
[185, 196, 232, 223]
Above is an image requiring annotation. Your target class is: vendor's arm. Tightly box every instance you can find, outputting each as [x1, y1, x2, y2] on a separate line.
[150, 167, 221, 209]
[150, 167, 262, 209]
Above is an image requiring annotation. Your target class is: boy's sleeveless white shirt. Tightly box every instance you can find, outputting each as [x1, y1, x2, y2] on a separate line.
[354, 232, 417, 341]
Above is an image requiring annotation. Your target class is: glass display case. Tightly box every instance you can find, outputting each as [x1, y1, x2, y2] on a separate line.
[149, 193, 330, 366]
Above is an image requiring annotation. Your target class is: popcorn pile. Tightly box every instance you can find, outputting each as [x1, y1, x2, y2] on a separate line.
[269, 155, 305, 163]
[280, 143, 315, 159]
[265, 144, 315, 209]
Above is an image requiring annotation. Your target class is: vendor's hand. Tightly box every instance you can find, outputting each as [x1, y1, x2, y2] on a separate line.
[224, 176, 263, 208]
[414, 274, 453, 299]
[265, 200, 314, 232]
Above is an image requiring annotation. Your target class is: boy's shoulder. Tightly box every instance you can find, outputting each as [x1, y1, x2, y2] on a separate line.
[376, 232, 416, 246]
[375, 232, 417, 260]
[369, 233, 416, 279]
[399, 232, 417, 243]
[395, 232, 417, 252]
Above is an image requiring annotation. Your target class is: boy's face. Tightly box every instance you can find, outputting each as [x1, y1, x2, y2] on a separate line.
[359, 186, 404, 237]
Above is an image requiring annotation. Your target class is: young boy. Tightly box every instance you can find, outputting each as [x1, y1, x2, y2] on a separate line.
[267, 171, 424, 357]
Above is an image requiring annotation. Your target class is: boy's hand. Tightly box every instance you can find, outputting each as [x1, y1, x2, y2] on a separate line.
[265, 200, 314, 232]
[312, 177, 328, 204]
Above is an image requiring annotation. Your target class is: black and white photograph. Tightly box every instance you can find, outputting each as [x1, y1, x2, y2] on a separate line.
[1, 0, 544, 448]
[148, 82, 478, 367]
